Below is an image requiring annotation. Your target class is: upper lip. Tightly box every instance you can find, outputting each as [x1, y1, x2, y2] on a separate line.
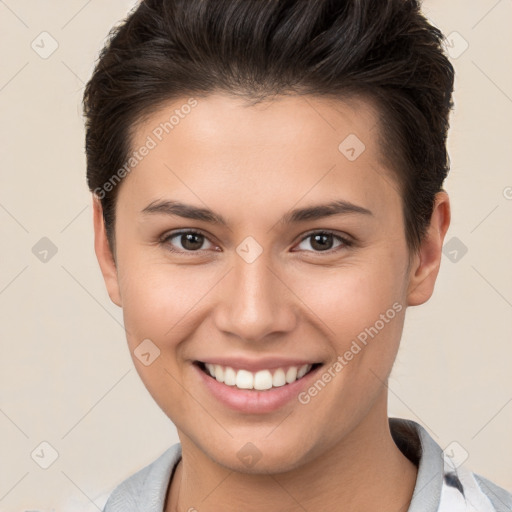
[196, 357, 322, 372]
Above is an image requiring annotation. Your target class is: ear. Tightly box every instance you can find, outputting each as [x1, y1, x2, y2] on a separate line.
[92, 195, 122, 307]
[406, 191, 451, 306]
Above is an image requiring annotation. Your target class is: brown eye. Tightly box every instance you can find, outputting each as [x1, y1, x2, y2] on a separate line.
[162, 230, 215, 253]
[295, 231, 352, 253]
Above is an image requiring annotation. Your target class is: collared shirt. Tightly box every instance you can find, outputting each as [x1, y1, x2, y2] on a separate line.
[102, 417, 512, 512]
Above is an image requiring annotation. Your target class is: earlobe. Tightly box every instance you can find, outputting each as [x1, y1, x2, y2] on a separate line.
[406, 191, 451, 307]
[92, 195, 122, 307]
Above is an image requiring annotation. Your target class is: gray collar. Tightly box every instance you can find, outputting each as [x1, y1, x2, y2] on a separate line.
[389, 417, 444, 512]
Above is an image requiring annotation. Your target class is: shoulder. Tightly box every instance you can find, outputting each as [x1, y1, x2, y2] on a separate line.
[438, 467, 512, 511]
[468, 472, 512, 511]
[389, 417, 512, 512]
[102, 443, 182, 512]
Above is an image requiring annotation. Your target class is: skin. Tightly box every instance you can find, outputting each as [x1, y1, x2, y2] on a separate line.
[93, 92, 450, 512]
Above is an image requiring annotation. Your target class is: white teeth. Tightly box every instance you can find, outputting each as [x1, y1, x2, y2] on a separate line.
[297, 364, 310, 379]
[272, 368, 286, 387]
[285, 366, 298, 383]
[224, 366, 236, 386]
[203, 363, 315, 390]
[254, 370, 273, 390]
[214, 364, 224, 383]
[236, 369, 254, 389]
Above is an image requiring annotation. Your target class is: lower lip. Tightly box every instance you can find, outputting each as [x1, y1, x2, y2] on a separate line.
[194, 363, 322, 414]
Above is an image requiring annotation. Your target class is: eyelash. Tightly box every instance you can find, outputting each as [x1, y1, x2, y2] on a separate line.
[160, 229, 353, 255]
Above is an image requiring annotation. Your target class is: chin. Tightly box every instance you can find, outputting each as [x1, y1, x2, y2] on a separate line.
[195, 432, 317, 476]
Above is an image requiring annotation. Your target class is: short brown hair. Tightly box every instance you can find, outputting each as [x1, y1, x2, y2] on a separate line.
[83, 0, 455, 254]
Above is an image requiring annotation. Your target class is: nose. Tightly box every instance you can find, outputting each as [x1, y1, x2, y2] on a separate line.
[213, 251, 297, 343]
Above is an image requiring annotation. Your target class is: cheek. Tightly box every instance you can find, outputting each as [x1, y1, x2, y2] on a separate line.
[115, 261, 216, 418]
[293, 262, 406, 411]
[295, 256, 405, 335]
[117, 259, 222, 348]
[291, 254, 407, 399]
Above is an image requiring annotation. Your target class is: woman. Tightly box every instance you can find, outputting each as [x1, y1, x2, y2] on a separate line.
[83, 0, 512, 510]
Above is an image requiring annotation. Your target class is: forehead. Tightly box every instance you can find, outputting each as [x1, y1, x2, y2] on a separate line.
[133, 92, 384, 159]
[121, 92, 400, 223]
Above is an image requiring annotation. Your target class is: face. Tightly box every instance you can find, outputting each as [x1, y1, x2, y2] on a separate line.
[94, 92, 448, 474]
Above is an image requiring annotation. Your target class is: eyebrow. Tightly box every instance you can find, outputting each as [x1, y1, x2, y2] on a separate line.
[141, 199, 373, 226]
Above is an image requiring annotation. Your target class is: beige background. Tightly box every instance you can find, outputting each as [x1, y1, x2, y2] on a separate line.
[0, 0, 511, 510]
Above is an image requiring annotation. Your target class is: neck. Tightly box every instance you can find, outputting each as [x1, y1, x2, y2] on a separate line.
[166, 394, 418, 512]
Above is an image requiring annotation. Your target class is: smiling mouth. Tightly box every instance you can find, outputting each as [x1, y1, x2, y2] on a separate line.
[195, 361, 322, 391]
